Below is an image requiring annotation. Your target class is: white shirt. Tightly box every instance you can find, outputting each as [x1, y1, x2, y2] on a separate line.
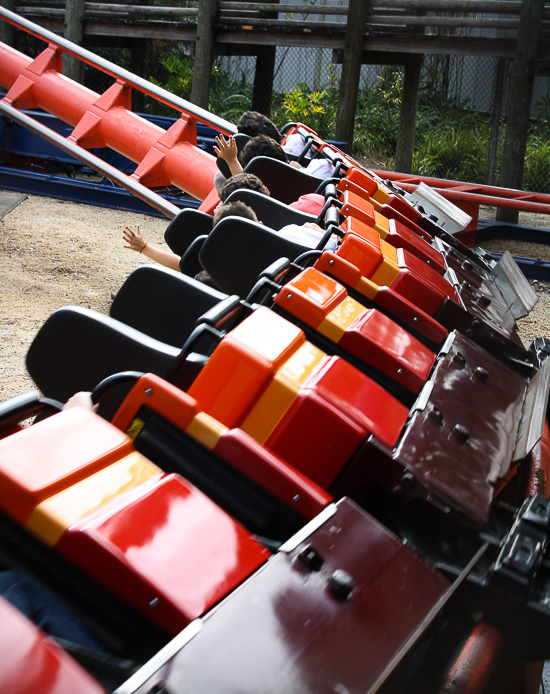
[279, 223, 338, 251]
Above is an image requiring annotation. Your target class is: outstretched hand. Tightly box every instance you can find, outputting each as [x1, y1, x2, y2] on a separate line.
[123, 225, 147, 253]
[214, 135, 238, 165]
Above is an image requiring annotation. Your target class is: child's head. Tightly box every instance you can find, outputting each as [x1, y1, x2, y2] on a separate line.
[237, 111, 282, 143]
[213, 200, 259, 226]
[240, 135, 289, 169]
[219, 173, 268, 202]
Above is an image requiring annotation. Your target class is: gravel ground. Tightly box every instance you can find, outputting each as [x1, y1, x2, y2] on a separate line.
[1, 193, 550, 404]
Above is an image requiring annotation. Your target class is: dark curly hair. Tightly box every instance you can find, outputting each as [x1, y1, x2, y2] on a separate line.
[219, 173, 268, 202]
[212, 200, 259, 226]
[237, 111, 282, 144]
[240, 135, 289, 169]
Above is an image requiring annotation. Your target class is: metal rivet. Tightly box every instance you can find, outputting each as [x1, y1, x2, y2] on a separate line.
[293, 494, 301, 503]
[474, 367, 489, 382]
[329, 259, 334, 265]
[397, 368, 403, 375]
[286, 293, 292, 300]
[451, 424, 470, 443]
[413, 316, 418, 322]
[327, 570, 355, 600]
[149, 597, 160, 608]
[144, 387, 153, 396]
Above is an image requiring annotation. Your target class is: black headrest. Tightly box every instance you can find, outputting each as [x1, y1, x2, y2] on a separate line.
[199, 215, 309, 297]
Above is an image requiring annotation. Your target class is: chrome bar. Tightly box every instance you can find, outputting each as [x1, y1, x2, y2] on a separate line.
[0, 6, 236, 136]
[0, 100, 181, 218]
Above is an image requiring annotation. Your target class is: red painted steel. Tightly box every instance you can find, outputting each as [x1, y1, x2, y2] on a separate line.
[0, 42, 218, 201]
[56, 472, 270, 634]
[125, 499, 451, 694]
[437, 420, 550, 694]
[0, 596, 107, 694]
[373, 170, 550, 216]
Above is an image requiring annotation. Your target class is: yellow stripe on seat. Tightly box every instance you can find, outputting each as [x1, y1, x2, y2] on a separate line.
[186, 412, 228, 450]
[318, 296, 366, 343]
[25, 453, 161, 546]
[241, 342, 326, 444]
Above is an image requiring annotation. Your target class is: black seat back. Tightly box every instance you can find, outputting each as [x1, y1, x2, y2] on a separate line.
[164, 208, 213, 256]
[26, 306, 181, 416]
[225, 189, 316, 230]
[199, 216, 309, 297]
[244, 156, 323, 204]
[110, 265, 226, 347]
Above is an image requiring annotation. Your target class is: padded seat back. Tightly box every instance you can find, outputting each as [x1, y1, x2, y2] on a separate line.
[26, 306, 180, 414]
[225, 189, 316, 230]
[199, 216, 310, 297]
[244, 156, 323, 204]
[111, 265, 226, 346]
[164, 208, 213, 256]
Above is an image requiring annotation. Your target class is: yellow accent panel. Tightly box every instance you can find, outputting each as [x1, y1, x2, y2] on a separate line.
[126, 417, 145, 441]
[355, 276, 380, 299]
[371, 240, 399, 285]
[186, 412, 228, 450]
[372, 187, 389, 204]
[381, 239, 398, 265]
[318, 296, 366, 343]
[241, 342, 325, 444]
[25, 453, 161, 547]
[374, 211, 390, 238]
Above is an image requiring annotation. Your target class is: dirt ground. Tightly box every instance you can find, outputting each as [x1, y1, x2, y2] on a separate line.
[1, 192, 550, 404]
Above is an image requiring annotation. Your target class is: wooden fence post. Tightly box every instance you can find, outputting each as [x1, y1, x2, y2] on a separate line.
[394, 54, 422, 173]
[64, 0, 85, 83]
[335, 0, 368, 149]
[191, 0, 217, 110]
[496, 0, 545, 223]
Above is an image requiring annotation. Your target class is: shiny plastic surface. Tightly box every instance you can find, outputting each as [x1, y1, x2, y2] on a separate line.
[57, 473, 270, 634]
[0, 407, 133, 523]
[0, 596, 106, 694]
[124, 499, 449, 694]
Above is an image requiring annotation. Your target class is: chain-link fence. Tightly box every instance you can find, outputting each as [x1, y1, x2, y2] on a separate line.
[7, 0, 550, 193]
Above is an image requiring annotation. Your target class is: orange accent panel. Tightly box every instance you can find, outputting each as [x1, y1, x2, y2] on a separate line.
[355, 276, 380, 299]
[274, 267, 348, 327]
[0, 407, 133, 524]
[189, 308, 305, 428]
[185, 412, 228, 450]
[344, 167, 378, 197]
[314, 251, 363, 288]
[374, 211, 390, 237]
[241, 342, 326, 444]
[336, 232, 383, 278]
[25, 453, 161, 546]
[372, 186, 390, 204]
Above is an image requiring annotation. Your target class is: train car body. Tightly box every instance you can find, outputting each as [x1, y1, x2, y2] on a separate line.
[2, 7, 550, 693]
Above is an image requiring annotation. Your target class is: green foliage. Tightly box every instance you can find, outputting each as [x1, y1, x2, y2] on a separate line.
[524, 134, 550, 193]
[353, 69, 403, 157]
[142, 47, 550, 191]
[209, 63, 253, 122]
[412, 124, 490, 183]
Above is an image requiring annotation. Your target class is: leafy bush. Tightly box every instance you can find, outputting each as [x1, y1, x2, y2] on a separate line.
[524, 134, 550, 193]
